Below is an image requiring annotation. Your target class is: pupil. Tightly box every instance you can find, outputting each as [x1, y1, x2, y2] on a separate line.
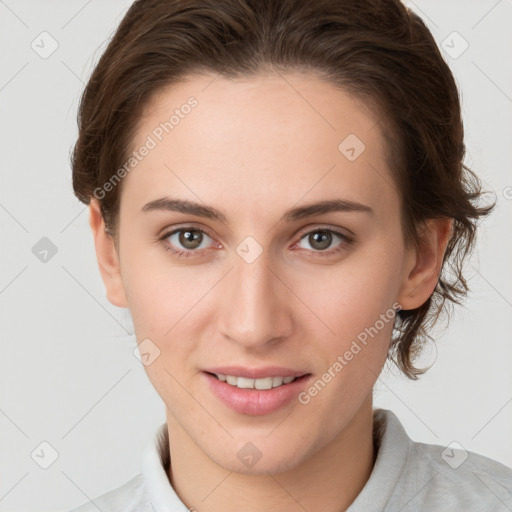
[180, 230, 202, 249]
[311, 231, 331, 250]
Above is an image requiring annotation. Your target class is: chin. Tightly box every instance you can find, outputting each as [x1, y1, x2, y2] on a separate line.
[206, 440, 312, 476]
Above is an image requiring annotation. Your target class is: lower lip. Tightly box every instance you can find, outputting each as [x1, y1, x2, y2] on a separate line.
[203, 372, 311, 416]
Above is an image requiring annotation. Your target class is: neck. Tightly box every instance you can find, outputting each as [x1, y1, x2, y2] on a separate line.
[166, 395, 375, 512]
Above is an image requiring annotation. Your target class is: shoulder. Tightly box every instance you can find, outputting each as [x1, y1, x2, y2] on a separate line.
[356, 409, 512, 512]
[405, 440, 512, 510]
[373, 408, 512, 511]
[68, 473, 150, 512]
[67, 421, 188, 511]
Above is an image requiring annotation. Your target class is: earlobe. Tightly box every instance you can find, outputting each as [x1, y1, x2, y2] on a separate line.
[88, 199, 128, 308]
[397, 218, 453, 311]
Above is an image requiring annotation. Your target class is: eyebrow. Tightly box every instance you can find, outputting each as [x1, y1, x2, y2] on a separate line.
[141, 197, 374, 223]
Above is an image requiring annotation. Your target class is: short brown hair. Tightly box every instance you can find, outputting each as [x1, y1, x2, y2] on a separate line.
[71, 0, 494, 379]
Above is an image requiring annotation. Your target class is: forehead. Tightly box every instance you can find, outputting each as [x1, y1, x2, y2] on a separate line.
[122, 72, 398, 221]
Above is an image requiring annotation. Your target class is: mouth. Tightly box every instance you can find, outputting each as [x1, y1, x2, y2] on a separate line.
[203, 368, 311, 415]
[207, 372, 304, 390]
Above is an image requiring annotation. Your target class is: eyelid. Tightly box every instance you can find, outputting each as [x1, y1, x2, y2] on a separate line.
[157, 221, 214, 239]
[158, 224, 219, 249]
[292, 225, 354, 254]
[294, 223, 354, 241]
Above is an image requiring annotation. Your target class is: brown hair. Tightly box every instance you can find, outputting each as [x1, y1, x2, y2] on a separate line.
[71, 0, 494, 379]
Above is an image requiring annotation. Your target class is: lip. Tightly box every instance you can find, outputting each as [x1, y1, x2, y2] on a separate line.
[204, 366, 308, 379]
[203, 368, 311, 416]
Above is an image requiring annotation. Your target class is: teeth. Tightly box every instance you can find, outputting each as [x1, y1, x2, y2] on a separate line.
[216, 374, 297, 389]
[272, 376, 283, 387]
[226, 375, 237, 385]
[254, 377, 273, 390]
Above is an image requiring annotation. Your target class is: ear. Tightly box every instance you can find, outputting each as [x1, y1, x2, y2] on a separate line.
[397, 218, 453, 310]
[88, 199, 128, 308]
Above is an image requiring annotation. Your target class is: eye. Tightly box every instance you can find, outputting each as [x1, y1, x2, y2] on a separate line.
[295, 228, 352, 256]
[160, 226, 216, 258]
[159, 225, 353, 259]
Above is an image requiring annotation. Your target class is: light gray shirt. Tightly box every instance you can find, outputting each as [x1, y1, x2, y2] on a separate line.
[69, 408, 512, 511]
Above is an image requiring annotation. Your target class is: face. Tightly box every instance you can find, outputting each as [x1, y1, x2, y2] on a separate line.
[92, 72, 437, 474]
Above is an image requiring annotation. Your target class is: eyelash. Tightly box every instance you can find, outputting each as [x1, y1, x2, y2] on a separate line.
[158, 226, 353, 259]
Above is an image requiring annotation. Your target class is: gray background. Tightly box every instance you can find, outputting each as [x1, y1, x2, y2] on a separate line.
[1, 1, 511, 510]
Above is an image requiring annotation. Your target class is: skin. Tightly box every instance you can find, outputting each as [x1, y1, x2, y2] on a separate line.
[89, 72, 452, 512]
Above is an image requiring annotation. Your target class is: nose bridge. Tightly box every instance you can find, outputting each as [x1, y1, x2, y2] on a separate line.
[219, 247, 292, 347]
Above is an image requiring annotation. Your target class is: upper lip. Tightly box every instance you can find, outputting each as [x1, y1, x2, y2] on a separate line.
[204, 366, 309, 379]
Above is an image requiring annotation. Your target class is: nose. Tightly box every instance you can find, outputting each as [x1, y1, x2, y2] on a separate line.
[218, 251, 294, 350]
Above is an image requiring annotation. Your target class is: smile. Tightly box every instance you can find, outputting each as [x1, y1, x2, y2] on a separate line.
[213, 373, 297, 389]
[204, 370, 311, 415]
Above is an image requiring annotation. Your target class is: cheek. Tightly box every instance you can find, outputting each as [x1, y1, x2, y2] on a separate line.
[293, 249, 402, 346]
[289, 246, 403, 409]
[120, 257, 206, 399]
[294, 265, 399, 421]
[119, 237, 204, 335]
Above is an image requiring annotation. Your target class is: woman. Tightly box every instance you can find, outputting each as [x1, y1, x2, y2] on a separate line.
[69, 0, 512, 510]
